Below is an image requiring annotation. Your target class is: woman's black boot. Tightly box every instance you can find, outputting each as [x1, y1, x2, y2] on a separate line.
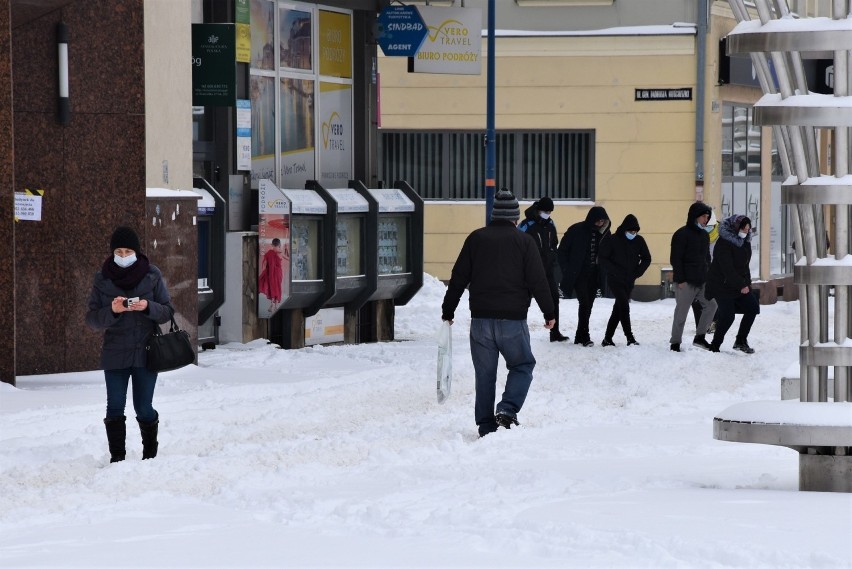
[138, 417, 159, 460]
[104, 416, 126, 463]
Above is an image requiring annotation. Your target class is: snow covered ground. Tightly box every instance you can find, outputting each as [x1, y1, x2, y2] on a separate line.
[1, 274, 850, 568]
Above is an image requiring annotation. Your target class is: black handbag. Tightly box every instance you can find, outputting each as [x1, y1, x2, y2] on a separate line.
[146, 316, 195, 372]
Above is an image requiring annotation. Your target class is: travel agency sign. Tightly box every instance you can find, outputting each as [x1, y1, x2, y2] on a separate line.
[377, 5, 427, 57]
[411, 7, 482, 75]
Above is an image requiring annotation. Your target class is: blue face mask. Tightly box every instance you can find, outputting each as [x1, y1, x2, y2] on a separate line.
[114, 253, 137, 268]
[625, 232, 637, 241]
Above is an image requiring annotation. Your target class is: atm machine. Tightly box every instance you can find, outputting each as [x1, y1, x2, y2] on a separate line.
[192, 177, 226, 348]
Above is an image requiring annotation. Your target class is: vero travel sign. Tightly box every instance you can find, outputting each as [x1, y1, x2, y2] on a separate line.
[377, 5, 427, 57]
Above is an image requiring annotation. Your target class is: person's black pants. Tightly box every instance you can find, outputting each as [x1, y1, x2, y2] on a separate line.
[573, 266, 598, 343]
[712, 291, 760, 347]
[605, 279, 633, 340]
[547, 275, 562, 336]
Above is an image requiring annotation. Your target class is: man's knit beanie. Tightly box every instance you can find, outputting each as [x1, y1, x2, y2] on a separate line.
[491, 188, 520, 221]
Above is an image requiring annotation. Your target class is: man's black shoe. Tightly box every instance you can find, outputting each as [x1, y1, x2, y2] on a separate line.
[670, 343, 681, 352]
[550, 332, 569, 343]
[495, 413, 519, 429]
[575, 339, 594, 347]
[733, 341, 755, 354]
[601, 338, 615, 347]
[692, 336, 712, 351]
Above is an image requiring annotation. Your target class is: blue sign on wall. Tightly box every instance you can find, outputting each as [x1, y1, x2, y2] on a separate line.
[377, 5, 427, 57]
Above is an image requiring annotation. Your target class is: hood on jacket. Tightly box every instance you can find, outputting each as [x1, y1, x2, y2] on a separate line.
[523, 204, 538, 221]
[615, 214, 640, 235]
[718, 214, 752, 247]
[584, 206, 611, 233]
[686, 201, 712, 226]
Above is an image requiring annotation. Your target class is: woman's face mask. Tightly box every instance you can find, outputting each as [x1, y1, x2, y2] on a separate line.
[114, 253, 137, 268]
[738, 231, 749, 239]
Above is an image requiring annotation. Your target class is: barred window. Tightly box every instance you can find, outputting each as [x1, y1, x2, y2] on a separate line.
[378, 130, 594, 200]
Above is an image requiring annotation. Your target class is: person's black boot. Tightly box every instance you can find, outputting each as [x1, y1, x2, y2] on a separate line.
[138, 417, 159, 460]
[104, 416, 126, 463]
[692, 334, 712, 350]
[550, 331, 569, 342]
[625, 335, 640, 346]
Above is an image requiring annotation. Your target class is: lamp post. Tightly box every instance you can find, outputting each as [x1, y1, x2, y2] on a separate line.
[484, 0, 495, 224]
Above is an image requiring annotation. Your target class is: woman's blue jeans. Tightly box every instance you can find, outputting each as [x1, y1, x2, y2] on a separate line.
[469, 318, 536, 435]
[104, 367, 158, 422]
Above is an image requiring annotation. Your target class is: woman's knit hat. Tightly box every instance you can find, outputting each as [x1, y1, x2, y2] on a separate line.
[110, 226, 141, 252]
[491, 188, 520, 221]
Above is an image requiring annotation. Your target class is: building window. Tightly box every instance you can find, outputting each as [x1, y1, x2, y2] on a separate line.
[378, 130, 594, 200]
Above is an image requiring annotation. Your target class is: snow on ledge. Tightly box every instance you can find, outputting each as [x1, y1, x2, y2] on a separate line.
[146, 187, 201, 199]
[716, 400, 852, 427]
[757, 93, 852, 108]
[729, 16, 852, 35]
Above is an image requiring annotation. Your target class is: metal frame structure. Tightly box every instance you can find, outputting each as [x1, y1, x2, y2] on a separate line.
[713, 0, 852, 492]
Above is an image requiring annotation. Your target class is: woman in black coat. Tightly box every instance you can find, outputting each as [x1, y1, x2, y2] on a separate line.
[598, 214, 651, 346]
[705, 215, 760, 353]
[86, 226, 175, 463]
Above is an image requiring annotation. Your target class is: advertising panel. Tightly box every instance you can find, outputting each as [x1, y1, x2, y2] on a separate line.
[319, 10, 352, 78]
[258, 179, 291, 317]
[279, 77, 315, 187]
[318, 82, 352, 186]
[250, 75, 275, 185]
[279, 5, 312, 71]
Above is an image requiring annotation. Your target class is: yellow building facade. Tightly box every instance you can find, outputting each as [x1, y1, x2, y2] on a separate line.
[377, 2, 794, 301]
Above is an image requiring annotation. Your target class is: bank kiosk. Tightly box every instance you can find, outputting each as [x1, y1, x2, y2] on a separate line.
[352, 180, 423, 341]
[307, 181, 377, 309]
[192, 177, 226, 348]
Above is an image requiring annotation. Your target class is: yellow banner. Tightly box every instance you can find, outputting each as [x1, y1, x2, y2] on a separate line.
[319, 10, 351, 79]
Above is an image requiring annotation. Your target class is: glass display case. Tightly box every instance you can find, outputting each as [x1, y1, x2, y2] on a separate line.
[378, 216, 408, 274]
[291, 217, 321, 281]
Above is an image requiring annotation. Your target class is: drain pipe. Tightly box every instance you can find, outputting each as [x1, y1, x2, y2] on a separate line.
[695, 0, 709, 201]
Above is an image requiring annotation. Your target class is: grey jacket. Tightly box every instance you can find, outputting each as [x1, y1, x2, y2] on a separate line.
[85, 265, 175, 370]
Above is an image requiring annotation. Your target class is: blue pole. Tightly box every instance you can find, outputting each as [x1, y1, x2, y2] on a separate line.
[484, 0, 495, 225]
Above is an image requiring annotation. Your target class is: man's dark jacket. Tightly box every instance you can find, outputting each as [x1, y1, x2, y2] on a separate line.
[442, 220, 555, 321]
[598, 214, 652, 286]
[705, 217, 752, 300]
[518, 204, 558, 277]
[669, 201, 713, 286]
[557, 206, 610, 296]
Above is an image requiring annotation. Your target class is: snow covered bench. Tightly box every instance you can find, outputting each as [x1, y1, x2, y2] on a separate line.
[714, 402, 852, 492]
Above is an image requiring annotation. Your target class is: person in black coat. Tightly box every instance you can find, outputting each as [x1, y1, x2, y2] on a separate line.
[669, 201, 717, 352]
[598, 214, 651, 346]
[442, 189, 555, 437]
[519, 196, 568, 342]
[706, 215, 760, 354]
[86, 226, 175, 463]
[557, 205, 610, 347]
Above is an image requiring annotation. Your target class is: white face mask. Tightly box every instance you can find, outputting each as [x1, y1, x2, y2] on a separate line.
[738, 231, 748, 239]
[540, 212, 551, 220]
[114, 253, 137, 268]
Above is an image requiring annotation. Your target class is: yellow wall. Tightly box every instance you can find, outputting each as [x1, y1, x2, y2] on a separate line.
[380, 33, 704, 284]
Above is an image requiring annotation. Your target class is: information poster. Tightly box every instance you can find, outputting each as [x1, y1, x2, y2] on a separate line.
[236, 99, 251, 171]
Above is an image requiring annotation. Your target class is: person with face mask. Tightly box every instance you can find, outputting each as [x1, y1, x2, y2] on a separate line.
[519, 196, 568, 342]
[85, 226, 176, 463]
[598, 214, 652, 346]
[668, 201, 717, 352]
[705, 215, 760, 353]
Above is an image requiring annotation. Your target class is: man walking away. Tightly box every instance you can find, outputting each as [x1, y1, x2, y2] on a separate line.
[669, 201, 717, 352]
[519, 196, 568, 342]
[442, 188, 555, 438]
[557, 206, 610, 347]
